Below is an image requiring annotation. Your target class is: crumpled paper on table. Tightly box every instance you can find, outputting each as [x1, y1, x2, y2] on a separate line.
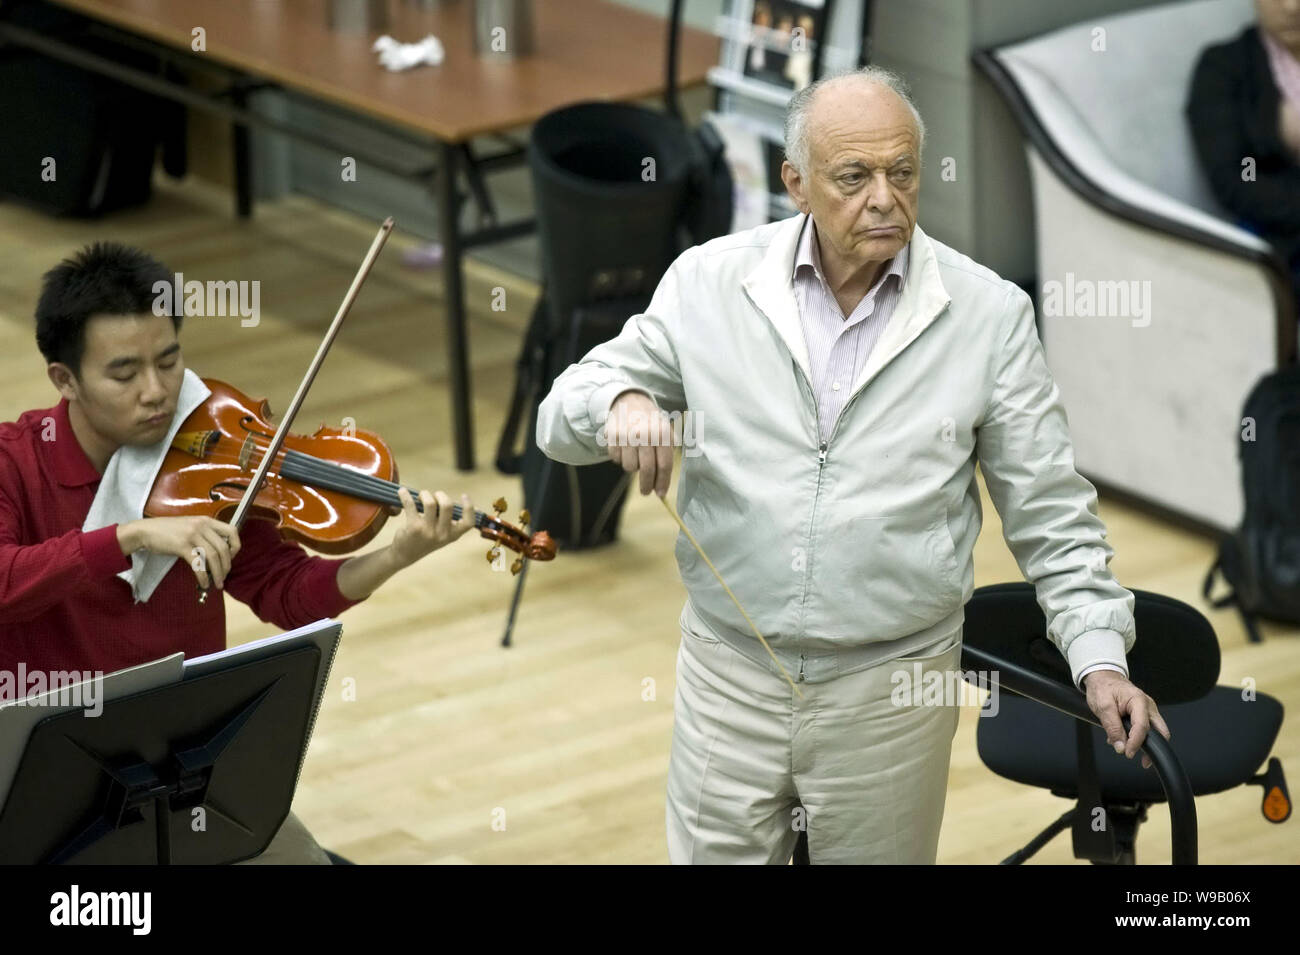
[373, 34, 445, 71]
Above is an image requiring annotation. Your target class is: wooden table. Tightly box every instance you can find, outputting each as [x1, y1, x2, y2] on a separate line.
[1, 0, 718, 470]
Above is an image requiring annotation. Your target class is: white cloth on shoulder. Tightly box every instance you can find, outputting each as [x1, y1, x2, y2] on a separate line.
[82, 368, 212, 604]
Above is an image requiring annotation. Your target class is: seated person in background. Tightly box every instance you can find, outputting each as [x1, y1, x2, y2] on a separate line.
[0, 242, 476, 863]
[1187, 0, 1300, 308]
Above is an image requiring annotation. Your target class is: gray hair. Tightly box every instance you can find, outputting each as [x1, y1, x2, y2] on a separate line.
[783, 66, 926, 176]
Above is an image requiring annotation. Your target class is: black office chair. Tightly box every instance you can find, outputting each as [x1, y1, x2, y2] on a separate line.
[961, 582, 1289, 864]
[792, 582, 1290, 865]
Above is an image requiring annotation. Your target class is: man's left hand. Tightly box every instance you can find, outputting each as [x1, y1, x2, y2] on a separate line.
[391, 488, 475, 567]
[1082, 670, 1171, 770]
[334, 488, 477, 602]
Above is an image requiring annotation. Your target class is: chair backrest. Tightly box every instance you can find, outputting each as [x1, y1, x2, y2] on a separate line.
[995, 0, 1256, 215]
[963, 582, 1219, 704]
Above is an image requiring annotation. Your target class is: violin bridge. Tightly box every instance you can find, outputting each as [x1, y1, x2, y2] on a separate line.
[239, 434, 257, 471]
[171, 430, 220, 460]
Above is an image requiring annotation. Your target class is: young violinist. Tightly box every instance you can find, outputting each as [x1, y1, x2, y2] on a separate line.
[0, 242, 473, 863]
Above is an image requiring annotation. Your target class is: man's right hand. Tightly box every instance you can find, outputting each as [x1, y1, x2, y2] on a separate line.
[117, 517, 242, 590]
[605, 390, 676, 498]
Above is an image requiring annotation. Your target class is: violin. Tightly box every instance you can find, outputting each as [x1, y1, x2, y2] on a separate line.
[143, 218, 553, 604]
[144, 378, 555, 572]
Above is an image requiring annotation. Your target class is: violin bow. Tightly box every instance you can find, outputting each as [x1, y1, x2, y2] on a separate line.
[197, 217, 394, 603]
[658, 494, 803, 697]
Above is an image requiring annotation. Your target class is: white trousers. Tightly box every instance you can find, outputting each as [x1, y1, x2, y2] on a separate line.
[237, 810, 333, 865]
[666, 621, 963, 864]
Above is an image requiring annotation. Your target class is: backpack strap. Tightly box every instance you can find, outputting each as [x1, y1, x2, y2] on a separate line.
[1201, 557, 1236, 609]
[1240, 607, 1265, 644]
[1202, 554, 1266, 643]
[495, 294, 550, 475]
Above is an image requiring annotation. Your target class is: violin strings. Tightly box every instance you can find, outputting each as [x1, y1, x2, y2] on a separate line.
[279, 451, 481, 526]
[301, 457, 491, 531]
[196, 432, 487, 528]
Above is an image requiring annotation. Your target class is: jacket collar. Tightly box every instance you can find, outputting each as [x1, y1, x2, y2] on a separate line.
[47, 398, 104, 487]
[793, 215, 909, 296]
[743, 213, 952, 397]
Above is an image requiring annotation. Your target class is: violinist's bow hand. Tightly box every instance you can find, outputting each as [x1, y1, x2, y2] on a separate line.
[118, 516, 241, 599]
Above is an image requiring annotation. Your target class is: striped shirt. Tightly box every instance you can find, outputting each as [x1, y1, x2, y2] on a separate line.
[792, 215, 909, 443]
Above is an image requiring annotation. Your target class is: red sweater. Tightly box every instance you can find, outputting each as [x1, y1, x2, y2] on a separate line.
[0, 398, 360, 675]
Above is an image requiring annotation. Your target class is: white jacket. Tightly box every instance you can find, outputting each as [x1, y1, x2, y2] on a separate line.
[537, 214, 1135, 689]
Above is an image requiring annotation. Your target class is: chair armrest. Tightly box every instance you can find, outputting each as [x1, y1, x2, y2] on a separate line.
[960, 642, 1199, 864]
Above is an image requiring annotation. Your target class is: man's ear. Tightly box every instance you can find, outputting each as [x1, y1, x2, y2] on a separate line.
[780, 160, 810, 214]
[47, 363, 80, 403]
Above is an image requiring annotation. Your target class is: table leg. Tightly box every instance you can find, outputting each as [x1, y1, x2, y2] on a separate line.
[437, 140, 475, 471]
[231, 84, 253, 219]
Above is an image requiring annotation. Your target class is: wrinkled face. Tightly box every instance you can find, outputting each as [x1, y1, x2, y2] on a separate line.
[781, 80, 920, 276]
[1259, 0, 1300, 52]
[52, 312, 185, 449]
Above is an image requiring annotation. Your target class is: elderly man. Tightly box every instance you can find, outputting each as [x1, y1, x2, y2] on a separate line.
[536, 67, 1170, 864]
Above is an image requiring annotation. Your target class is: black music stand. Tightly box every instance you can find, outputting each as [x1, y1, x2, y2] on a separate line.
[0, 636, 331, 864]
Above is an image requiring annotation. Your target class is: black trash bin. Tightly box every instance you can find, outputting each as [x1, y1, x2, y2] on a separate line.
[0, 1, 181, 216]
[528, 101, 696, 334]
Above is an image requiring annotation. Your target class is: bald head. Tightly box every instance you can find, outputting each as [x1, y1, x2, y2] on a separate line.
[784, 67, 926, 177]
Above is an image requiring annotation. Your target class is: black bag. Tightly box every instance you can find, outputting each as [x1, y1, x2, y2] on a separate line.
[0, 1, 184, 216]
[682, 117, 734, 249]
[1202, 363, 1300, 642]
[502, 98, 733, 551]
[495, 293, 650, 551]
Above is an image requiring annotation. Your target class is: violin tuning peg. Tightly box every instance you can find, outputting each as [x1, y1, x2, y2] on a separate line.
[510, 557, 523, 575]
[493, 496, 508, 514]
[518, 508, 530, 527]
[486, 546, 500, 565]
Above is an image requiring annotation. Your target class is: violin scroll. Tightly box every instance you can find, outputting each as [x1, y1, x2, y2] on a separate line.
[484, 497, 556, 574]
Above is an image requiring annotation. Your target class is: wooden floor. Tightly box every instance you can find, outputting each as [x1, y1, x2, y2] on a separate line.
[1, 177, 1295, 864]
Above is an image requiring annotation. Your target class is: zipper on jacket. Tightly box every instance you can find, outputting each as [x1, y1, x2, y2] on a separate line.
[820, 298, 950, 456]
[824, 387, 867, 456]
[791, 363, 824, 625]
[798, 653, 806, 683]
